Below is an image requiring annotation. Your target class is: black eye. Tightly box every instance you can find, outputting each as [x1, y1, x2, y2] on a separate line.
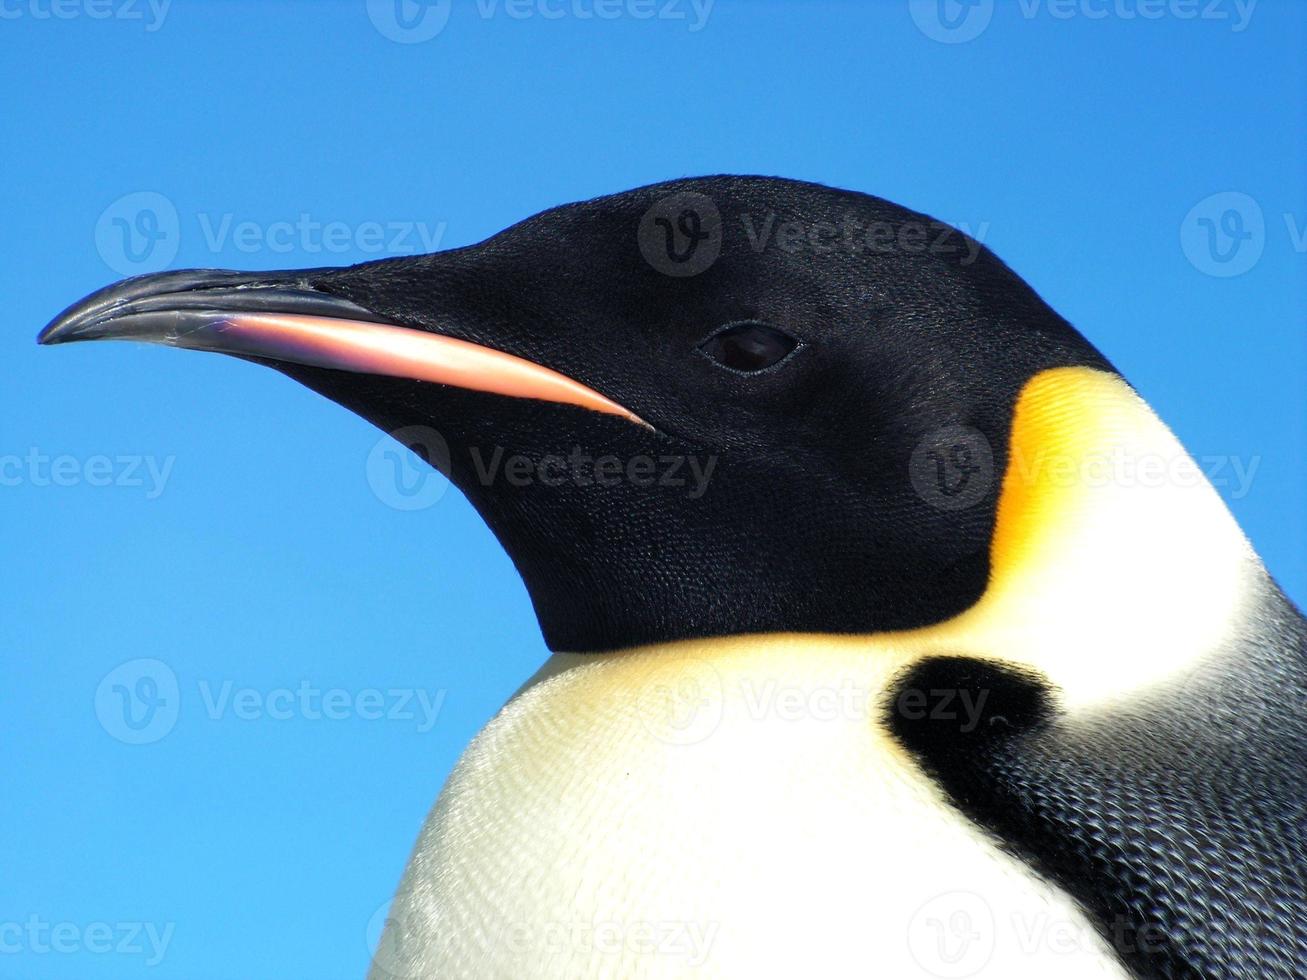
[698, 322, 801, 373]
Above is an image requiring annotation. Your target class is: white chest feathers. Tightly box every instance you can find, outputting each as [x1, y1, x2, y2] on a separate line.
[369, 640, 1128, 980]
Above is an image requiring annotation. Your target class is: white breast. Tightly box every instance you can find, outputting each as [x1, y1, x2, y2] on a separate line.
[369, 638, 1128, 979]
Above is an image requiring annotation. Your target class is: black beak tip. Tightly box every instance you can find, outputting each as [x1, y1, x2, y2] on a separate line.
[37, 317, 72, 345]
[38, 287, 103, 345]
[36, 269, 187, 347]
[37, 267, 382, 349]
[39, 304, 94, 346]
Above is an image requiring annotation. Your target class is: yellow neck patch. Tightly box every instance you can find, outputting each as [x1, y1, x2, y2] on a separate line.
[905, 366, 1253, 706]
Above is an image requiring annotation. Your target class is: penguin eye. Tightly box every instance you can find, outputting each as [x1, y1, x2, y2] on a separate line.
[698, 322, 801, 373]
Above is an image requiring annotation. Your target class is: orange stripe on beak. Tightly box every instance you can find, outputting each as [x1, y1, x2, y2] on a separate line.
[183, 313, 649, 428]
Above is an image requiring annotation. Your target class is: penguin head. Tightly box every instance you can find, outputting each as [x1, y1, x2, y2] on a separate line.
[41, 176, 1112, 652]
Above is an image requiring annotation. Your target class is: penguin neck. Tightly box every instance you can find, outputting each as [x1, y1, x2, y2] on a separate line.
[903, 365, 1258, 708]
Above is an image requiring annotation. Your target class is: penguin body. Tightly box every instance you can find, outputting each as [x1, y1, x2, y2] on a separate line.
[40, 177, 1307, 978]
[373, 367, 1294, 979]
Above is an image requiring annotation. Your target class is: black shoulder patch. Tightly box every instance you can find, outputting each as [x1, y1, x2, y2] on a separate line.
[886, 655, 1055, 754]
[884, 612, 1307, 980]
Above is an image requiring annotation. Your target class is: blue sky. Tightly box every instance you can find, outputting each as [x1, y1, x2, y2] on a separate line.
[3, 1, 1304, 977]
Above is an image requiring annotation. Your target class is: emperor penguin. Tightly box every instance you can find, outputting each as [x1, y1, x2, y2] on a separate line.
[41, 177, 1306, 979]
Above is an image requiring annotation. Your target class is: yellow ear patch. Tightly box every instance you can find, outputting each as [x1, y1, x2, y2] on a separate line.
[914, 366, 1255, 708]
[987, 367, 1116, 581]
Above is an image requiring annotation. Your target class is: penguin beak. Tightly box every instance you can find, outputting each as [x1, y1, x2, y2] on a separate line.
[38, 268, 647, 427]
